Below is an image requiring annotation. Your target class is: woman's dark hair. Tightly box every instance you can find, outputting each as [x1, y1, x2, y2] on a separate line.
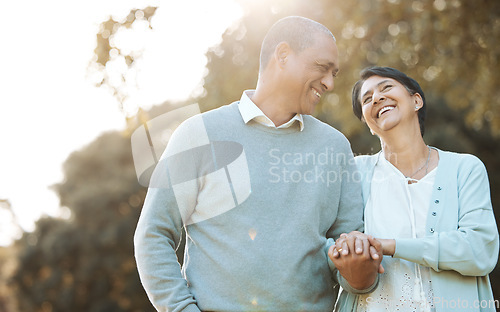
[352, 66, 426, 137]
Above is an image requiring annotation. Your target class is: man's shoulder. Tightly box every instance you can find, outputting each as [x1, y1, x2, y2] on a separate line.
[303, 115, 347, 138]
[202, 102, 239, 119]
[174, 102, 239, 133]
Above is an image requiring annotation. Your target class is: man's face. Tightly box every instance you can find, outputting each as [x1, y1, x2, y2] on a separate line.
[283, 33, 339, 115]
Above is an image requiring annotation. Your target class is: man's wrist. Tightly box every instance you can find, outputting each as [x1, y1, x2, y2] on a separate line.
[347, 272, 378, 290]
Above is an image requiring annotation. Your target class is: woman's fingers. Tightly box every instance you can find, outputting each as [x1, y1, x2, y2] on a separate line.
[369, 245, 379, 260]
[355, 236, 364, 254]
[328, 245, 340, 260]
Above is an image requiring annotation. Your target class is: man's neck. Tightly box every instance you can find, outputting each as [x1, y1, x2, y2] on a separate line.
[251, 86, 297, 127]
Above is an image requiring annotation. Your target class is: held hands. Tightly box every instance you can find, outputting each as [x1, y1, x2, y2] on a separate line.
[328, 231, 385, 290]
[331, 233, 395, 259]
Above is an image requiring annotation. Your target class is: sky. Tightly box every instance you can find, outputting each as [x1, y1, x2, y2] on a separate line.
[0, 0, 243, 245]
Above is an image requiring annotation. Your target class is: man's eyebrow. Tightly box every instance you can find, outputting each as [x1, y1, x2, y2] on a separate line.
[361, 79, 391, 100]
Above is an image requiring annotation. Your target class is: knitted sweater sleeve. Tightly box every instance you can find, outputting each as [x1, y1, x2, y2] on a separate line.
[134, 116, 203, 312]
[325, 142, 378, 294]
[394, 154, 499, 276]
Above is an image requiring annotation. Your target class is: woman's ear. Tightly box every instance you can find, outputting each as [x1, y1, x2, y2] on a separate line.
[413, 93, 423, 111]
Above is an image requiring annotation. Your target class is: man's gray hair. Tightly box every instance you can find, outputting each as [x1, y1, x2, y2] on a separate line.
[259, 16, 336, 72]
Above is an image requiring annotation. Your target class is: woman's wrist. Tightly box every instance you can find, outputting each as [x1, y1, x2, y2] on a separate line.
[379, 239, 396, 256]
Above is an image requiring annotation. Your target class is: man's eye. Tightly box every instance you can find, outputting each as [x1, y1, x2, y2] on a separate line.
[319, 65, 329, 72]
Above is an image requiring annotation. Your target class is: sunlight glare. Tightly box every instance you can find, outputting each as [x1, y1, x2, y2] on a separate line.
[249, 228, 257, 240]
[0, 0, 243, 246]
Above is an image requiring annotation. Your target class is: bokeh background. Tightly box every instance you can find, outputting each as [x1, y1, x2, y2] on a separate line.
[1, 0, 499, 311]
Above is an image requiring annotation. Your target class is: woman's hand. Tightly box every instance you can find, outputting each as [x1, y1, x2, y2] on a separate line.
[331, 232, 396, 257]
[330, 231, 380, 259]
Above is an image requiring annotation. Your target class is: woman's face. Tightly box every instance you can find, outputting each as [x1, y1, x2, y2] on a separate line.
[359, 75, 422, 136]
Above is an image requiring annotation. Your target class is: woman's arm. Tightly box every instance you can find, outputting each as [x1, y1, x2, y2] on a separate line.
[391, 156, 499, 276]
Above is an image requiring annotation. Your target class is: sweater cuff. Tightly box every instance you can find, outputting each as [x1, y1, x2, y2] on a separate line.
[325, 238, 336, 273]
[337, 271, 379, 295]
[393, 238, 423, 262]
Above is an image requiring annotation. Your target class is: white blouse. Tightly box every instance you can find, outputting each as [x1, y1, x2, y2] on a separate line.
[357, 153, 437, 312]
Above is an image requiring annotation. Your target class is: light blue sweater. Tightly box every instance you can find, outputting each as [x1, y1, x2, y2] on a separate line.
[335, 149, 499, 312]
[134, 102, 367, 312]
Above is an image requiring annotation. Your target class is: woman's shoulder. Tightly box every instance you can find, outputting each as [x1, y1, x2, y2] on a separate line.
[436, 149, 488, 179]
[437, 149, 485, 167]
[354, 152, 380, 169]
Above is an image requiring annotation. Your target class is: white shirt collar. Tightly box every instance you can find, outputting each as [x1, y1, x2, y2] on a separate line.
[238, 90, 304, 131]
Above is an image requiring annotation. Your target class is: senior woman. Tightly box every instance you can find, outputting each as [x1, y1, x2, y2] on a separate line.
[330, 67, 499, 312]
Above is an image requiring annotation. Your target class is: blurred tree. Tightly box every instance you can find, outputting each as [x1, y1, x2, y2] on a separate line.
[0, 244, 17, 312]
[0, 199, 22, 247]
[9, 132, 155, 312]
[88, 6, 157, 121]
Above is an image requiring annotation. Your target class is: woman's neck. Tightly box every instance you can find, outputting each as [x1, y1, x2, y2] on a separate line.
[380, 131, 429, 178]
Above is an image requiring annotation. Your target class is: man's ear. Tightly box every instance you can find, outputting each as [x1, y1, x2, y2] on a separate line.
[275, 41, 291, 68]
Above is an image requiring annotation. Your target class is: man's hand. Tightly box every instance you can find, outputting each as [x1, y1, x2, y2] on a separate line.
[328, 232, 384, 290]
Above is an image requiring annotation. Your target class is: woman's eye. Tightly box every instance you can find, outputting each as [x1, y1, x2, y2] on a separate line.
[382, 84, 393, 91]
[362, 97, 371, 105]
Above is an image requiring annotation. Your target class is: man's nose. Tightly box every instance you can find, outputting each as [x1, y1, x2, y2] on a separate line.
[321, 74, 334, 92]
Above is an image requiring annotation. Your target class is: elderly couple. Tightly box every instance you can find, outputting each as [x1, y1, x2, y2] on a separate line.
[134, 16, 499, 312]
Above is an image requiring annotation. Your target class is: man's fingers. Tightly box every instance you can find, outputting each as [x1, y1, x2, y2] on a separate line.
[378, 263, 385, 274]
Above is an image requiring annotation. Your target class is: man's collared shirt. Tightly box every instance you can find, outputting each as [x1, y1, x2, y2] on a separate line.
[237, 90, 304, 131]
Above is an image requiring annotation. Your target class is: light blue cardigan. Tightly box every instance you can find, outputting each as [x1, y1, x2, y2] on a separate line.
[335, 148, 499, 312]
